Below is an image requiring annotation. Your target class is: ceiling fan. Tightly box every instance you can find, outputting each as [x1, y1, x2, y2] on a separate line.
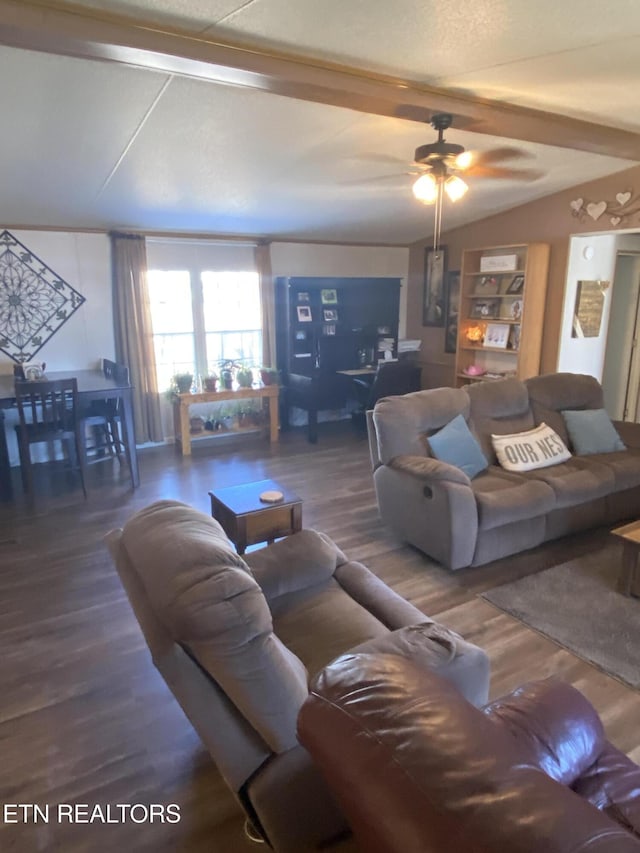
[410, 112, 541, 206]
[403, 112, 542, 248]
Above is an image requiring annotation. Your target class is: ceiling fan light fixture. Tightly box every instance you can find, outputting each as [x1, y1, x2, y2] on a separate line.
[412, 173, 438, 204]
[444, 175, 468, 202]
[454, 150, 473, 170]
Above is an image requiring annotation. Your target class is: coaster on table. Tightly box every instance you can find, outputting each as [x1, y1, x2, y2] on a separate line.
[259, 490, 284, 503]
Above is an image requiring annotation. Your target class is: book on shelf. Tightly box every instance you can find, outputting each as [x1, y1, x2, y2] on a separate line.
[377, 337, 395, 354]
[397, 339, 421, 353]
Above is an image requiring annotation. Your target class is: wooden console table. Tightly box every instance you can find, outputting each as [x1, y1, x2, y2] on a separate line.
[173, 384, 280, 456]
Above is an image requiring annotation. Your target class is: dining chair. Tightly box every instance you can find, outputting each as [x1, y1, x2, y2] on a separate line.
[78, 359, 132, 482]
[14, 378, 87, 498]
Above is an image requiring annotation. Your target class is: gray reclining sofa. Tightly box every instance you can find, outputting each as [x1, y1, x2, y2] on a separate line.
[368, 372, 640, 570]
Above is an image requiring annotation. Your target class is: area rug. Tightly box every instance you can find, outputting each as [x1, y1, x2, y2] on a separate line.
[482, 542, 640, 689]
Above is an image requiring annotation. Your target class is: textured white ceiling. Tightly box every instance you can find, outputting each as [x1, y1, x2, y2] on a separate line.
[0, 0, 639, 242]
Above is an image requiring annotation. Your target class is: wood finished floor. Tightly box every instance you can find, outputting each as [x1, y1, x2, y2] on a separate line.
[1, 422, 639, 852]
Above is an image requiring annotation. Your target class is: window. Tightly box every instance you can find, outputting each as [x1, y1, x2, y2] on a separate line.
[148, 268, 262, 391]
[202, 271, 262, 369]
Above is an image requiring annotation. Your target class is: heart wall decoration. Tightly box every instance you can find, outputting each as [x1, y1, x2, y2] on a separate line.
[569, 188, 640, 228]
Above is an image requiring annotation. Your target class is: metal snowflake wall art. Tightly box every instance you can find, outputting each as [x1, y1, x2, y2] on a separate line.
[0, 230, 86, 363]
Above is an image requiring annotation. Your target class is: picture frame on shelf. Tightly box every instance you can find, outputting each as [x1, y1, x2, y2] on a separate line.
[509, 324, 521, 351]
[469, 298, 499, 319]
[321, 288, 338, 304]
[423, 246, 447, 327]
[323, 308, 338, 322]
[506, 274, 525, 294]
[444, 270, 460, 354]
[483, 322, 510, 349]
[474, 275, 499, 296]
[509, 299, 523, 321]
[297, 305, 312, 322]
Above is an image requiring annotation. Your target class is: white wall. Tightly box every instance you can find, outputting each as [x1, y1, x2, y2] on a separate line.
[556, 234, 618, 379]
[0, 233, 409, 454]
[146, 237, 256, 271]
[602, 255, 638, 417]
[601, 233, 640, 418]
[270, 242, 410, 337]
[1, 230, 114, 465]
[0, 235, 408, 378]
[0, 230, 113, 375]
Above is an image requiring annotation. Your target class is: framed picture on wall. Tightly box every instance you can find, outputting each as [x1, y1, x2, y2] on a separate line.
[423, 246, 447, 327]
[297, 305, 312, 322]
[444, 270, 460, 354]
[321, 288, 338, 304]
[572, 279, 608, 337]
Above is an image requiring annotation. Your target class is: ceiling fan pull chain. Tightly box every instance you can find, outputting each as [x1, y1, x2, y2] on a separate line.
[434, 182, 444, 250]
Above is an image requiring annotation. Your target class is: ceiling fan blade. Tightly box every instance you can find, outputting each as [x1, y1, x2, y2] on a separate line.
[338, 172, 412, 186]
[464, 165, 544, 181]
[468, 147, 533, 167]
[351, 152, 409, 166]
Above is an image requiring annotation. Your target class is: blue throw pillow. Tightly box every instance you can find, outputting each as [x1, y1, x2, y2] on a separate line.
[561, 408, 626, 455]
[428, 414, 488, 479]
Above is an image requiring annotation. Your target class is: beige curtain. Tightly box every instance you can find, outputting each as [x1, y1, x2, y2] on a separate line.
[255, 241, 277, 368]
[111, 232, 163, 443]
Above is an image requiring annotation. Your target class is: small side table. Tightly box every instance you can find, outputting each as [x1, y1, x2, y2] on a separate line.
[209, 479, 302, 555]
[611, 519, 640, 598]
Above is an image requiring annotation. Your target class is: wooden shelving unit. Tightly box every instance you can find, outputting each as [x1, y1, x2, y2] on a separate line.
[454, 243, 550, 387]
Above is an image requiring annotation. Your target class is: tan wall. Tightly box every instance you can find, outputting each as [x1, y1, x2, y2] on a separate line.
[407, 163, 640, 387]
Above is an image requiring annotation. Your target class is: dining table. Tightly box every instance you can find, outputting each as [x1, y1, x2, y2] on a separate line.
[0, 368, 139, 501]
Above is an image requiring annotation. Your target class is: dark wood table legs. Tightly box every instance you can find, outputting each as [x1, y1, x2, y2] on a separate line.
[0, 409, 12, 501]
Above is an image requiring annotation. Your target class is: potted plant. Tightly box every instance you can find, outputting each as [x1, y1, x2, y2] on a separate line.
[260, 367, 279, 386]
[236, 367, 254, 388]
[220, 367, 233, 390]
[237, 405, 250, 428]
[203, 372, 218, 392]
[172, 372, 193, 394]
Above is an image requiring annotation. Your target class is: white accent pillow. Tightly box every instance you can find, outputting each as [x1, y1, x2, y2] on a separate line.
[491, 423, 571, 472]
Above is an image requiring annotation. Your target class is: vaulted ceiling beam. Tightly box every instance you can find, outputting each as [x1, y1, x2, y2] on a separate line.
[2, 0, 640, 161]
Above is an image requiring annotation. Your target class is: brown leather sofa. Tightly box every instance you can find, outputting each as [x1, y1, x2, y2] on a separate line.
[105, 500, 489, 852]
[298, 651, 640, 853]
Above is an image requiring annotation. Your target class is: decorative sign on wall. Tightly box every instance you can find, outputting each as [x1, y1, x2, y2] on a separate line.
[569, 189, 639, 227]
[572, 280, 609, 338]
[0, 229, 86, 363]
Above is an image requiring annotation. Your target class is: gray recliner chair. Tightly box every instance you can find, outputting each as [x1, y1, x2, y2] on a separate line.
[105, 500, 490, 852]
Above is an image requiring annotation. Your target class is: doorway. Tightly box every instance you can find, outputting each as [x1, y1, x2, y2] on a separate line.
[602, 251, 640, 420]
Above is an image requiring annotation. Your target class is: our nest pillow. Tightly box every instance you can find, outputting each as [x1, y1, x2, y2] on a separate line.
[562, 408, 626, 455]
[492, 422, 571, 473]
